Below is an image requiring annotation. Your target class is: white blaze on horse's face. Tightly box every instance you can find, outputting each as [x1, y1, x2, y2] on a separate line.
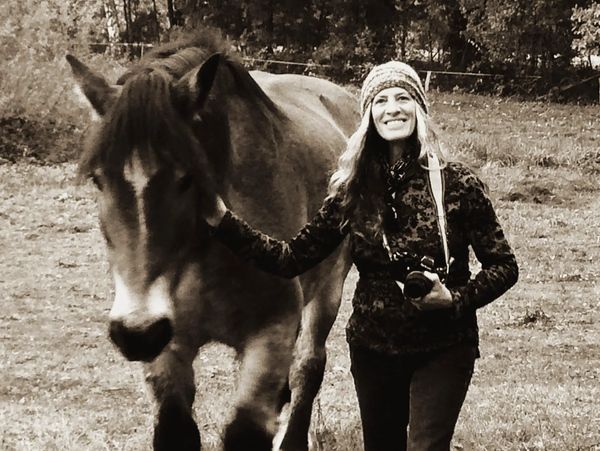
[111, 271, 173, 322]
[121, 153, 153, 245]
[101, 151, 183, 362]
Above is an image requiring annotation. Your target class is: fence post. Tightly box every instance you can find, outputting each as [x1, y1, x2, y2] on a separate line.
[425, 71, 432, 91]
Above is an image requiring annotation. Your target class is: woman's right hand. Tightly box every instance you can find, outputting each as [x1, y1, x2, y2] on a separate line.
[205, 195, 228, 227]
[408, 271, 453, 311]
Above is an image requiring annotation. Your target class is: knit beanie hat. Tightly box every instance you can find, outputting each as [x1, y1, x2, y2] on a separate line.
[360, 61, 428, 115]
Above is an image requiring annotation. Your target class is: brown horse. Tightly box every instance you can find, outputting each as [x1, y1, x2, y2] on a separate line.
[67, 31, 358, 450]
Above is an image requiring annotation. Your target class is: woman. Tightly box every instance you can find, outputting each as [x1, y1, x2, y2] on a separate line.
[204, 61, 518, 451]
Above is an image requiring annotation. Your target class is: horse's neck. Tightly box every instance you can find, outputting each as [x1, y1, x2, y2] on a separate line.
[215, 60, 286, 169]
[226, 100, 285, 171]
[221, 102, 300, 231]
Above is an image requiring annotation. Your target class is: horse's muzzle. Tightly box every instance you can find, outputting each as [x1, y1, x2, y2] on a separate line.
[109, 317, 173, 362]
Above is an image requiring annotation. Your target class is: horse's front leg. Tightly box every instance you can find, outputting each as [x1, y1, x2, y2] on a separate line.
[276, 296, 340, 451]
[223, 312, 298, 451]
[144, 343, 200, 451]
[277, 251, 348, 451]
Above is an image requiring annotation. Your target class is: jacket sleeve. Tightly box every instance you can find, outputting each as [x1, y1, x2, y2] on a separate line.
[450, 173, 518, 315]
[213, 197, 347, 279]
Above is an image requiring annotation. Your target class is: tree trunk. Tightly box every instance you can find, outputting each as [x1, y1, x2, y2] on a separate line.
[428, 27, 433, 63]
[103, 0, 121, 55]
[317, 0, 328, 47]
[151, 0, 160, 41]
[266, 0, 274, 54]
[166, 0, 179, 29]
[399, 13, 408, 60]
[122, 0, 133, 43]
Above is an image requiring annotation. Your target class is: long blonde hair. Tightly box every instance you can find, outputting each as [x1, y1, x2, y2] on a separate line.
[326, 101, 448, 237]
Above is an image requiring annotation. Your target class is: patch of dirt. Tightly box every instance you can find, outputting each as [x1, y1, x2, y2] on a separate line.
[500, 180, 560, 204]
[0, 116, 83, 164]
[518, 308, 553, 327]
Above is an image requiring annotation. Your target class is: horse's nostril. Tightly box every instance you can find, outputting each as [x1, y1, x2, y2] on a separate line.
[109, 320, 127, 350]
[109, 318, 173, 362]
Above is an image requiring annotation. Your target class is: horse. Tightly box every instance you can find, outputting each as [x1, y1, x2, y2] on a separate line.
[67, 30, 358, 450]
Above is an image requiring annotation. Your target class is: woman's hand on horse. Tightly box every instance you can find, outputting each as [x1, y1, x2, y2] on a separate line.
[409, 271, 453, 311]
[205, 195, 228, 227]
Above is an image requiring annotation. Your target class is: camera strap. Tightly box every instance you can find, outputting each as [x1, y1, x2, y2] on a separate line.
[426, 152, 450, 275]
[381, 152, 450, 275]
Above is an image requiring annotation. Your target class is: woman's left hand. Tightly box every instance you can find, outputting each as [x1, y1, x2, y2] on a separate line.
[409, 271, 453, 311]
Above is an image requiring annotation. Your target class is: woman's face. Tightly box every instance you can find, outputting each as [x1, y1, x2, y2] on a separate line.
[371, 87, 417, 142]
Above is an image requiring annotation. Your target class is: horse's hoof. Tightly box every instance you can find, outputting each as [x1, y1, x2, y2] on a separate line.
[153, 397, 201, 451]
[223, 408, 273, 451]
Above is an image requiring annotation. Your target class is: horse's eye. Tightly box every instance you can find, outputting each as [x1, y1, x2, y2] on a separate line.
[176, 174, 194, 194]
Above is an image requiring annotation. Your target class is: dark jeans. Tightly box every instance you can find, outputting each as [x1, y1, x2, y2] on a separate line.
[350, 342, 478, 451]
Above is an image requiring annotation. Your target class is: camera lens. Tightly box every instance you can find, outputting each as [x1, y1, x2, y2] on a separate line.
[404, 271, 433, 299]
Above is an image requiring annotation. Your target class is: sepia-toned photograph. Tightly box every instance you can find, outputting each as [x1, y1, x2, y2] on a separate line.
[1, 1, 599, 450]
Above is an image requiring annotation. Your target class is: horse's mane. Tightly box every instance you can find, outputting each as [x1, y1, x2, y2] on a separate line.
[117, 30, 230, 84]
[79, 29, 279, 179]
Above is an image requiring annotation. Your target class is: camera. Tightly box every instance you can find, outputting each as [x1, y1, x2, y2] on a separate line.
[388, 251, 447, 300]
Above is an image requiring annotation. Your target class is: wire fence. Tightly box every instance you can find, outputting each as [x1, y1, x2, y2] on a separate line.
[88, 42, 538, 78]
[86, 41, 599, 101]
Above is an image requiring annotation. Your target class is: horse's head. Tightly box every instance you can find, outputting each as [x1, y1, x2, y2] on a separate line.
[67, 51, 231, 362]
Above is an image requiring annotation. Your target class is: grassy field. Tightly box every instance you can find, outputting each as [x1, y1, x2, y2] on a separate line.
[1, 91, 599, 450]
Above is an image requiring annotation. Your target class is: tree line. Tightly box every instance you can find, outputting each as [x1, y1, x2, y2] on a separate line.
[2, 0, 599, 96]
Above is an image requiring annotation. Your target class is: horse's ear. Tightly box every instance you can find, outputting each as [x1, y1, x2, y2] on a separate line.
[172, 53, 227, 116]
[193, 53, 222, 109]
[66, 54, 120, 116]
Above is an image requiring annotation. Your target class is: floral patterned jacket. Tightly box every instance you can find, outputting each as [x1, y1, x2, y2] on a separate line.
[215, 161, 518, 355]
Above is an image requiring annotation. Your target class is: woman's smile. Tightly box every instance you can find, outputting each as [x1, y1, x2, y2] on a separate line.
[384, 118, 407, 126]
[371, 87, 417, 142]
